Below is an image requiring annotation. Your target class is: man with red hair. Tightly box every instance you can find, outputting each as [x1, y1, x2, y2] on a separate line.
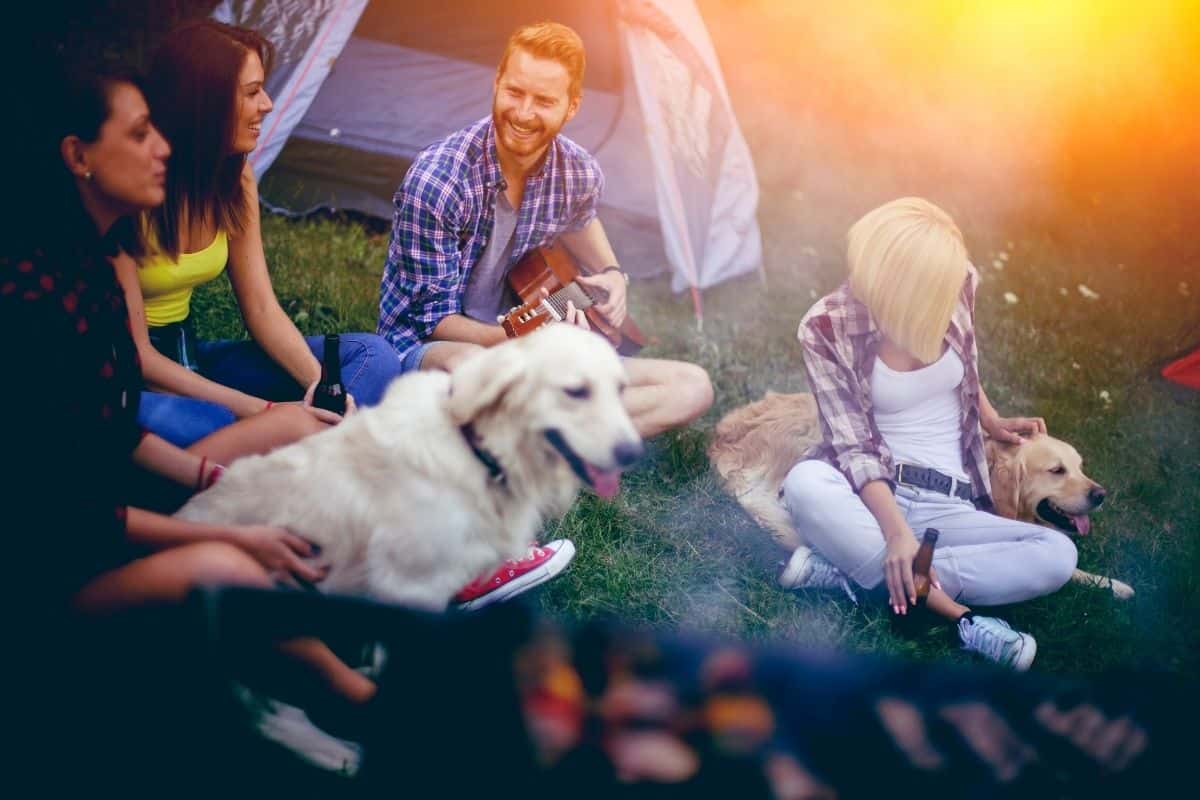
[379, 22, 713, 609]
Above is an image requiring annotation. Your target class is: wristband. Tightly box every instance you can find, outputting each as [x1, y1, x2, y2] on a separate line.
[206, 464, 226, 490]
[600, 265, 629, 284]
[197, 456, 225, 491]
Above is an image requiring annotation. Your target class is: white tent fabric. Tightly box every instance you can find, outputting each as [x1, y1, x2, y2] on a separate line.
[621, 0, 762, 293]
[213, 0, 762, 308]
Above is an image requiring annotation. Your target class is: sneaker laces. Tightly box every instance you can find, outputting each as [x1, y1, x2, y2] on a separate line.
[960, 617, 1021, 665]
[781, 554, 858, 605]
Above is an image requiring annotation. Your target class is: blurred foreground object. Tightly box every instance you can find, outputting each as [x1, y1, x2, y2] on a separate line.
[17, 587, 1191, 797]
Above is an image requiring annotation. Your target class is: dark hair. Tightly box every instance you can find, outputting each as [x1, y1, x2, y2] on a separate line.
[143, 19, 275, 260]
[12, 63, 146, 258]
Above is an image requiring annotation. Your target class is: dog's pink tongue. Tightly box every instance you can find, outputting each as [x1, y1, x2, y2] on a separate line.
[586, 464, 623, 499]
[1072, 514, 1092, 536]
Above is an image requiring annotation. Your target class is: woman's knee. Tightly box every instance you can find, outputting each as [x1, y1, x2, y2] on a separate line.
[177, 541, 270, 588]
[1039, 533, 1079, 593]
[782, 460, 840, 520]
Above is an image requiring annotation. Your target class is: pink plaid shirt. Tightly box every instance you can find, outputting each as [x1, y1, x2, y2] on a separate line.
[797, 265, 993, 510]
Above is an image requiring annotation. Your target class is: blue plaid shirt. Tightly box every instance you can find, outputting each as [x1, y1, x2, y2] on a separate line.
[378, 117, 604, 359]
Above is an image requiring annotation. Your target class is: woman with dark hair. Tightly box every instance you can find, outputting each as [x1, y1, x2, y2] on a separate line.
[117, 19, 404, 447]
[1, 67, 375, 706]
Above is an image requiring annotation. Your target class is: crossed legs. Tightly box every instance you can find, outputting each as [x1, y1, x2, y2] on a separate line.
[419, 341, 713, 438]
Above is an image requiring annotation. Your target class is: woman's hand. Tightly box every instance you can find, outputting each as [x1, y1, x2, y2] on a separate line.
[884, 525, 944, 614]
[981, 410, 1046, 445]
[298, 380, 356, 423]
[884, 527, 919, 615]
[227, 524, 327, 586]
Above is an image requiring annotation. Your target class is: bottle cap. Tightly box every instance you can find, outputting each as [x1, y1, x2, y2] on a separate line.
[924, 528, 940, 542]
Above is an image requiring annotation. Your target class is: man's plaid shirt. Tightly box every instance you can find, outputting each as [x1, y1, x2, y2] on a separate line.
[797, 265, 993, 510]
[378, 117, 604, 359]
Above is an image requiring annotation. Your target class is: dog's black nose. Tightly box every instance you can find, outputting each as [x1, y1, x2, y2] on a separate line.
[613, 440, 644, 467]
[1089, 486, 1107, 507]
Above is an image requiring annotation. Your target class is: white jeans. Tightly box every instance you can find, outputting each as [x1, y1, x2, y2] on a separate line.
[782, 460, 1078, 606]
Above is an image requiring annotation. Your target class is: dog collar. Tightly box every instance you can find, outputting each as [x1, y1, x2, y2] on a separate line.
[461, 423, 505, 485]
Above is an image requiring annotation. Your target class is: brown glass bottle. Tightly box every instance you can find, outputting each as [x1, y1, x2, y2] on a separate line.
[911, 528, 940, 603]
[312, 333, 346, 415]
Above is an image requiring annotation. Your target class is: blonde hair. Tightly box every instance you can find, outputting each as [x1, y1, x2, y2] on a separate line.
[498, 21, 586, 100]
[847, 197, 969, 364]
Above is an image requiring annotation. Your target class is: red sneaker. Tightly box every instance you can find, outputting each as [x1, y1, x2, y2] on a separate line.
[453, 540, 576, 611]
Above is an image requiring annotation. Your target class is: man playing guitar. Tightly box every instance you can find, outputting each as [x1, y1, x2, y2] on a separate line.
[378, 21, 713, 442]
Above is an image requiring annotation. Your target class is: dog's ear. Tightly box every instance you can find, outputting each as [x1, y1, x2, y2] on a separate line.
[988, 443, 1026, 519]
[447, 344, 526, 425]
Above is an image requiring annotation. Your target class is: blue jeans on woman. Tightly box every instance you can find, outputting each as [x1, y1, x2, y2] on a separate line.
[139, 332, 406, 447]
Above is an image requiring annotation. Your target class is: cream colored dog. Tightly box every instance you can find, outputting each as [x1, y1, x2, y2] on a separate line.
[709, 392, 1133, 599]
[176, 325, 643, 610]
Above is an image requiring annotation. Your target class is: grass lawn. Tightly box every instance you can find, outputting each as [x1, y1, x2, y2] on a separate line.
[188, 207, 1198, 680]
[192, 0, 1198, 679]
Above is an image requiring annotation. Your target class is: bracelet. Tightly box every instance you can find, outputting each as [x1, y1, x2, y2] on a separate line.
[600, 265, 629, 284]
[206, 464, 226, 490]
[264, 401, 274, 412]
[196, 456, 226, 491]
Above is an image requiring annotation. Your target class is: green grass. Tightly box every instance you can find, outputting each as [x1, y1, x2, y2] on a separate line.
[189, 209, 1199, 680]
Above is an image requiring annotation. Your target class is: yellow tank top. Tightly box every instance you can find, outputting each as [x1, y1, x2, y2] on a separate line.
[138, 231, 229, 327]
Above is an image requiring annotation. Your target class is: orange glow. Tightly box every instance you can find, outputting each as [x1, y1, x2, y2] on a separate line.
[701, 0, 1199, 251]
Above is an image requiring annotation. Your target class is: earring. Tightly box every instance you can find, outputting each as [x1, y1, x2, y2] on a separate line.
[84, 170, 93, 181]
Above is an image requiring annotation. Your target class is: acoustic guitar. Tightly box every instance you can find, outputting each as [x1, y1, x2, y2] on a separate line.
[499, 241, 646, 356]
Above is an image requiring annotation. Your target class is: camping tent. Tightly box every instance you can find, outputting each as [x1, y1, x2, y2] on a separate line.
[212, 0, 763, 318]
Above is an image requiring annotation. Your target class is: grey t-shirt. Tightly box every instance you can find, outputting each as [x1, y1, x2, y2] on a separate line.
[462, 190, 519, 323]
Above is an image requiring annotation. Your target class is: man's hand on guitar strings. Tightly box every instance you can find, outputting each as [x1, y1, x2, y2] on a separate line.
[565, 300, 592, 331]
[577, 270, 628, 328]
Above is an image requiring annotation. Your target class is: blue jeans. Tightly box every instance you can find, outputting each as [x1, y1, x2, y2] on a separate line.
[138, 333, 406, 447]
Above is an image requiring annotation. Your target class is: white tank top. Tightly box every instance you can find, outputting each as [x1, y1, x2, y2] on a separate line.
[870, 347, 968, 481]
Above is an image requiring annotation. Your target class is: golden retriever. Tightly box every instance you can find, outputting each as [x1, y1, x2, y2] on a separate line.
[176, 325, 643, 610]
[709, 392, 1133, 599]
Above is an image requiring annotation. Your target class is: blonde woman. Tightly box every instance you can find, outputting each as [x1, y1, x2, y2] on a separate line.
[781, 198, 1077, 670]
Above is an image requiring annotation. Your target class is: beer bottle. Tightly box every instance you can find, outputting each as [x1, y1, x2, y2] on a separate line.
[912, 528, 940, 603]
[312, 333, 346, 415]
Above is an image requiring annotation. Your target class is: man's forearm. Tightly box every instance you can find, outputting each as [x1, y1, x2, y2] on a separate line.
[430, 314, 509, 347]
[559, 218, 619, 273]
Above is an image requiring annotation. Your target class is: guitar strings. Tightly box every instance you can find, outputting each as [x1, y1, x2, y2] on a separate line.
[544, 282, 597, 318]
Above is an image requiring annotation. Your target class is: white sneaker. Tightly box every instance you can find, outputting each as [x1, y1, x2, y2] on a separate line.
[958, 615, 1037, 671]
[235, 685, 363, 775]
[778, 548, 857, 604]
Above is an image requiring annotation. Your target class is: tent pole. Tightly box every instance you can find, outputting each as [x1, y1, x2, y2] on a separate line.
[691, 286, 703, 332]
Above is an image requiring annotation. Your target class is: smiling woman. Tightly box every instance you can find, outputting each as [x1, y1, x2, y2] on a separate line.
[113, 19, 406, 451]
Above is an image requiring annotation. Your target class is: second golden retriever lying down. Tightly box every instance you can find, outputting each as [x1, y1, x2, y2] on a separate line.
[709, 392, 1133, 599]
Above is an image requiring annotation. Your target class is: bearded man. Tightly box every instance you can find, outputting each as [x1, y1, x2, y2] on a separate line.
[376, 21, 712, 608]
[378, 20, 712, 439]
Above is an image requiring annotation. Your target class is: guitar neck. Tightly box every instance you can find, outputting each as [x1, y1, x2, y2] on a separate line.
[542, 281, 598, 318]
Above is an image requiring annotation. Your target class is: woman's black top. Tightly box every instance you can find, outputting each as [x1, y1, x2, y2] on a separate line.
[1, 219, 146, 601]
